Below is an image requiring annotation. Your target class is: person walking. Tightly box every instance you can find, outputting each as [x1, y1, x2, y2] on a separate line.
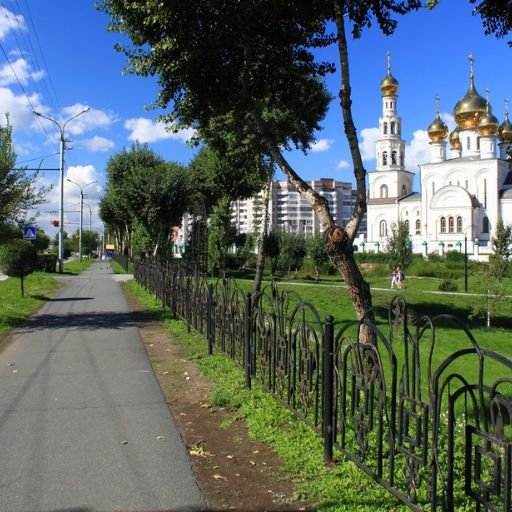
[391, 267, 398, 289]
[396, 267, 404, 289]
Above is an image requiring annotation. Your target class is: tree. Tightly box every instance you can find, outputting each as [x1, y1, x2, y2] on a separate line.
[0, 115, 48, 225]
[0, 239, 37, 296]
[98, 0, 421, 340]
[387, 221, 413, 270]
[262, 231, 280, 276]
[307, 233, 329, 282]
[490, 220, 512, 279]
[207, 195, 235, 275]
[278, 231, 307, 278]
[101, 144, 192, 257]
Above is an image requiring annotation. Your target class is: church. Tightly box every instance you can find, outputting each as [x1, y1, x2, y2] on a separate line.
[365, 54, 512, 259]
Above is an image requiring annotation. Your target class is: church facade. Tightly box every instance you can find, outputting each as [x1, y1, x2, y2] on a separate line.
[365, 55, 512, 259]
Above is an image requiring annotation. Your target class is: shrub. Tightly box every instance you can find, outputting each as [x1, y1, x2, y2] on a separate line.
[438, 279, 458, 292]
[36, 253, 57, 273]
[0, 239, 38, 296]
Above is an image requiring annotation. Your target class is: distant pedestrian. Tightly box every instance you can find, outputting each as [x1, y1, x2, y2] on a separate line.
[391, 267, 398, 289]
[396, 267, 404, 289]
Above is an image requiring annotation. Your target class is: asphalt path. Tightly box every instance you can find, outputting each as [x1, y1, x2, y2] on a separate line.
[0, 261, 205, 512]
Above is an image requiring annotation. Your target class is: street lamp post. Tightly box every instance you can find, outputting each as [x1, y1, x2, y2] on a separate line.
[66, 179, 97, 260]
[32, 108, 90, 272]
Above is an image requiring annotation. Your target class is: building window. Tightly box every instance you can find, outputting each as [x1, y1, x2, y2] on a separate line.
[456, 216, 463, 232]
[401, 184, 406, 196]
[382, 152, 388, 166]
[383, 122, 388, 135]
[467, 137, 470, 150]
[440, 217, 446, 233]
[380, 184, 388, 198]
[404, 220, 410, 233]
[483, 217, 490, 233]
[484, 179, 487, 208]
[415, 219, 421, 234]
[432, 182, 435, 195]
[392, 151, 397, 165]
[379, 220, 387, 236]
[400, 153, 404, 166]
[390, 121, 396, 134]
[449, 216, 455, 233]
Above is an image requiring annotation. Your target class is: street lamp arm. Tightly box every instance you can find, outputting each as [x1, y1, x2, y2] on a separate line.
[63, 107, 90, 131]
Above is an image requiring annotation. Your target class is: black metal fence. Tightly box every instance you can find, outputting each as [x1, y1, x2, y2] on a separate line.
[134, 259, 512, 512]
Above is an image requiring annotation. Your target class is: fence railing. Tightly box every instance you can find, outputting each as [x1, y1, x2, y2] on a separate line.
[134, 259, 512, 512]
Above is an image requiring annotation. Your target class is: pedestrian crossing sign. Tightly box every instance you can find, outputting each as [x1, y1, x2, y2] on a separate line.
[23, 226, 37, 240]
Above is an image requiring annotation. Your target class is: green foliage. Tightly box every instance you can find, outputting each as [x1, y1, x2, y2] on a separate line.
[101, 143, 192, 256]
[35, 254, 57, 273]
[0, 239, 38, 296]
[491, 220, 512, 279]
[262, 231, 280, 275]
[0, 116, 49, 225]
[207, 196, 234, 275]
[277, 231, 307, 276]
[306, 233, 328, 282]
[438, 279, 458, 292]
[386, 221, 412, 270]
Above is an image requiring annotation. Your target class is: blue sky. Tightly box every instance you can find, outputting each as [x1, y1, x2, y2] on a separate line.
[1, 1, 511, 235]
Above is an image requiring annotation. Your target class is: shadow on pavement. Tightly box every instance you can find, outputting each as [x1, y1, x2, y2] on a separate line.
[16, 309, 161, 332]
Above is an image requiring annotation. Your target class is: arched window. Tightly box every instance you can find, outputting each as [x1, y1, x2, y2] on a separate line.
[467, 137, 471, 150]
[415, 219, 421, 234]
[483, 217, 490, 233]
[456, 216, 463, 232]
[383, 122, 388, 135]
[380, 184, 388, 198]
[382, 152, 388, 166]
[400, 153, 404, 166]
[404, 220, 410, 233]
[401, 184, 406, 196]
[379, 220, 387, 236]
[448, 217, 455, 233]
[391, 151, 397, 165]
[440, 217, 446, 233]
[390, 122, 396, 134]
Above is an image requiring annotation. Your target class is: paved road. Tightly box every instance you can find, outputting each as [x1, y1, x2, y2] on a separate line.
[0, 262, 205, 512]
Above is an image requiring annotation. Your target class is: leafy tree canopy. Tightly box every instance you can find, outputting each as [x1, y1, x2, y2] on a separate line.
[0, 116, 48, 225]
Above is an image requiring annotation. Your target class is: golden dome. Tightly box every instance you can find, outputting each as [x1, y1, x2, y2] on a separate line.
[380, 73, 399, 96]
[427, 96, 448, 141]
[380, 51, 399, 96]
[453, 54, 487, 129]
[499, 112, 512, 143]
[478, 102, 499, 136]
[449, 127, 461, 149]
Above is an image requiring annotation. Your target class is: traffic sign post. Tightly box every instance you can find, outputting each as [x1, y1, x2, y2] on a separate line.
[23, 227, 37, 241]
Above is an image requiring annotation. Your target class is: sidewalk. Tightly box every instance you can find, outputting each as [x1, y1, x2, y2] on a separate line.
[0, 261, 205, 512]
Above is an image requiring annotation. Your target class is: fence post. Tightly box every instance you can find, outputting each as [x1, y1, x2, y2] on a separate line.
[207, 284, 213, 355]
[244, 292, 252, 389]
[323, 315, 334, 464]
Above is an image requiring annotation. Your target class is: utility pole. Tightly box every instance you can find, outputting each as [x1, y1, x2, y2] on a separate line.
[32, 108, 90, 272]
[67, 179, 97, 261]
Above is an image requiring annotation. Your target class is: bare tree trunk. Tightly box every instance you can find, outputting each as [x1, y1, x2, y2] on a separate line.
[252, 176, 272, 296]
[250, 7, 376, 342]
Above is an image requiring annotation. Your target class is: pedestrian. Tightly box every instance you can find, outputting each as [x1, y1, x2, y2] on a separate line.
[396, 267, 404, 289]
[391, 267, 398, 289]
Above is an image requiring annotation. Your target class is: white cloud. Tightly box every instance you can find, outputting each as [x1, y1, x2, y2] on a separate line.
[0, 87, 41, 132]
[404, 129, 430, 171]
[311, 138, 334, 152]
[61, 104, 116, 135]
[125, 117, 195, 144]
[359, 127, 379, 161]
[80, 136, 115, 152]
[0, 8, 25, 40]
[0, 58, 44, 86]
[337, 160, 350, 169]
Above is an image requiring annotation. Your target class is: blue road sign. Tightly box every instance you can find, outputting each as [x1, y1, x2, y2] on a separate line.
[23, 226, 37, 240]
